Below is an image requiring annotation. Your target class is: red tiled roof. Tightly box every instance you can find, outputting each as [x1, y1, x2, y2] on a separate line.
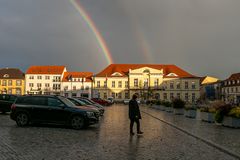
[95, 64, 197, 78]
[227, 73, 240, 81]
[62, 72, 93, 82]
[26, 66, 65, 74]
[0, 68, 25, 79]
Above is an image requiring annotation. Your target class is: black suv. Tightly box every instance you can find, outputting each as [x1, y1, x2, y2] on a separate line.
[10, 95, 99, 129]
[0, 94, 18, 113]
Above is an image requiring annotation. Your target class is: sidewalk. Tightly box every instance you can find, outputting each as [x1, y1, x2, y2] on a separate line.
[141, 105, 240, 157]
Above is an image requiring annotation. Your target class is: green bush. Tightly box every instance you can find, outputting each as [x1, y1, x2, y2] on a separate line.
[155, 100, 162, 105]
[185, 105, 197, 111]
[214, 104, 232, 123]
[172, 98, 185, 109]
[200, 106, 216, 113]
[228, 107, 240, 118]
[162, 101, 172, 107]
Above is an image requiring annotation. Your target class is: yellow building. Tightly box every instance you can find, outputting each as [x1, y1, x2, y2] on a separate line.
[94, 64, 200, 103]
[0, 68, 25, 95]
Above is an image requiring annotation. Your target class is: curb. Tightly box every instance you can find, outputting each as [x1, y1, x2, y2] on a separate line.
[142, 110, 240, 160]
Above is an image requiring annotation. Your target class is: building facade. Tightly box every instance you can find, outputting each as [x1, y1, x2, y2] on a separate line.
[0, 68, 25, 95]
[94, 64, 200, 103]
[221, 73, 240, 104]
[61, 72, 93, 98]
[200, 76, 221, 101]
[25, 66, 66, 95]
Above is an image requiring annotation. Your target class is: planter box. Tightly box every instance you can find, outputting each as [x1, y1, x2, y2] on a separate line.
[200, 112, 215, 123]
[223, 116, 240, 128]
[173, 108, 184, 115]
[165, 107, 173, 113]
[152, 104, 160, 109]
[185, 109, 197, 118]
[159, 105, 165, 111]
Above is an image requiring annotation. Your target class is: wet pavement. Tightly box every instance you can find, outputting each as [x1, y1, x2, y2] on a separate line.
[0, 104, 238, 160]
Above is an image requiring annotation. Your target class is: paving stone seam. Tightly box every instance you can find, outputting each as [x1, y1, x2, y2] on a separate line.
[141, 110, 240, 160]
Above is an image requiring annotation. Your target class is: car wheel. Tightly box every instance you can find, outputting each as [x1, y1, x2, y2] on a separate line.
[71, 116, 85, 130]
[16, 112, 29, 127]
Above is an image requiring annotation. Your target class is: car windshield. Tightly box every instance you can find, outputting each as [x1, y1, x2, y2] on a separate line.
[58, 96, 75, 107]
[79, 98, 94, 105]
[75, 99, 88, 105]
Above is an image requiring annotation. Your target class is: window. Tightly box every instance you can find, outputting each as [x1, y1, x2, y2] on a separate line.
[112, 92, 115, 98]
[16, 88, 21, 95]
[45, 83, 50, 87]
[192, 82, 196, 89]
[144, 79, 148, 88]
[8, 80, 12, 86]
[192, 93, 196, 103]
[29, 83, 34, 87]
[45, 76, 50, 80]
[236, 87, 238, 93]
[125, 92, 129, 99]
[53, 84, 60, 90]
[185, 93, 189, 102]
[170, 82, 174, 89]
[112, 81, 115, 88]
[118, 81, 122, 88]
[232, 80, 235, 85]
[37, 83, 42, 88]
[8, 89, 12, 94]
[37, 76, 42, 80]
[73, 86, 76, 91]
[64, 86, 68, 91]
[118, 93, 122, 99]
[19, 97, 47, 106]
[170, 93, 174, 100]
[177, 93, 181, 99]
[104, 81, 107, 87]
[125, 81, 128, 88]
[104, 93, 107, 99]
[97, 81, 100, 88]
[176, 82, 180, 89]
[164, 93, 167, 100]
[155, 93, 160, 100]
[185, 82, 189, 89]
[2, 80, 6, 86]
[85, 86, 89, 90]
[29, 76, 34, 79]
[134, 79, 138, 87]
[48, 98, 64, 107]
[16, 80, 22, 86]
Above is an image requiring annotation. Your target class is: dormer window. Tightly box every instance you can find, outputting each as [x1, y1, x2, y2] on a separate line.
[167, 73, 178, 77]
[111, 72, 122, 76]
[3, 74, 9, 78]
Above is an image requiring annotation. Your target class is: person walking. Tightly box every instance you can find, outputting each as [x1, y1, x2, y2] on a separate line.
[129, 94, 143, 135]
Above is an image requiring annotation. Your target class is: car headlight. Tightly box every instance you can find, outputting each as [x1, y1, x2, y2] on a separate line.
[86, 111, 95, 117]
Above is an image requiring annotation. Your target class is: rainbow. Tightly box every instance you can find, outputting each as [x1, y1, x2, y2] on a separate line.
[70, 0, 114, 64]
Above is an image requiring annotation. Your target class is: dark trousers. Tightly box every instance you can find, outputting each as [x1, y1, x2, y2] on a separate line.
[130, 118, 140, 133]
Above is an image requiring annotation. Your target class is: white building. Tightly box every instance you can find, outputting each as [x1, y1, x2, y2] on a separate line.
[25, 66, 66, 95]
[61, 72, 93, 98]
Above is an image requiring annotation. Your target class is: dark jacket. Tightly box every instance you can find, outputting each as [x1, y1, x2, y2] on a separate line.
[129, 99, 141, 120]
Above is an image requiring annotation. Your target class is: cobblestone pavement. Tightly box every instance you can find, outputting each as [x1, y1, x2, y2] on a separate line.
[0, 104, 238, 160]
[145, 105, 240, 156]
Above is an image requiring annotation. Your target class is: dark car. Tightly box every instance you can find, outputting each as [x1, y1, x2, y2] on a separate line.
[10, 95, 99, 129]
[0, 94, 18, 113]
[91, 98, 111, 106]
[76, 97, 105, 116]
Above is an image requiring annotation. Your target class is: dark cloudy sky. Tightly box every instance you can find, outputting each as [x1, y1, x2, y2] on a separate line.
[1, 0, 240, 79]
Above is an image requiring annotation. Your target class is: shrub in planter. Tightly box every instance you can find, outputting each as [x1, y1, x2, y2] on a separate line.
[200, 106, 216, 123]
[162, 101, 173, 112]
[172, 98, 185, 115]
[223, 107, 240, 128]
[184, 105, 197, 118]
[214, 104, 232, 123]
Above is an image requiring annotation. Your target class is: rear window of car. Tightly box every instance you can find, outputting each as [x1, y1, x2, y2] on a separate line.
[16, 96, 47, 106]
[0, 94, 10, 101]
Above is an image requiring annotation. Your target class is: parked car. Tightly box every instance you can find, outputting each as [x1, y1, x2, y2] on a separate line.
[91, 98, 111, 106]
[107, 97, 114, 104]
[77, 97, 105, 116]
[10, 95, 99, 129]
[0, 94, 18, 113]
[67, 97, 104, 116]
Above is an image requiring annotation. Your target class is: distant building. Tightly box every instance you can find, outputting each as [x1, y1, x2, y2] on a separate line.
[94, 64, 200, 103]
[200, 76, 221, 100]
[0, 68, 25, 95]
[61, 72, 93, 98]
[25, 66, 66, 95]
[221, 73, 240, 104]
